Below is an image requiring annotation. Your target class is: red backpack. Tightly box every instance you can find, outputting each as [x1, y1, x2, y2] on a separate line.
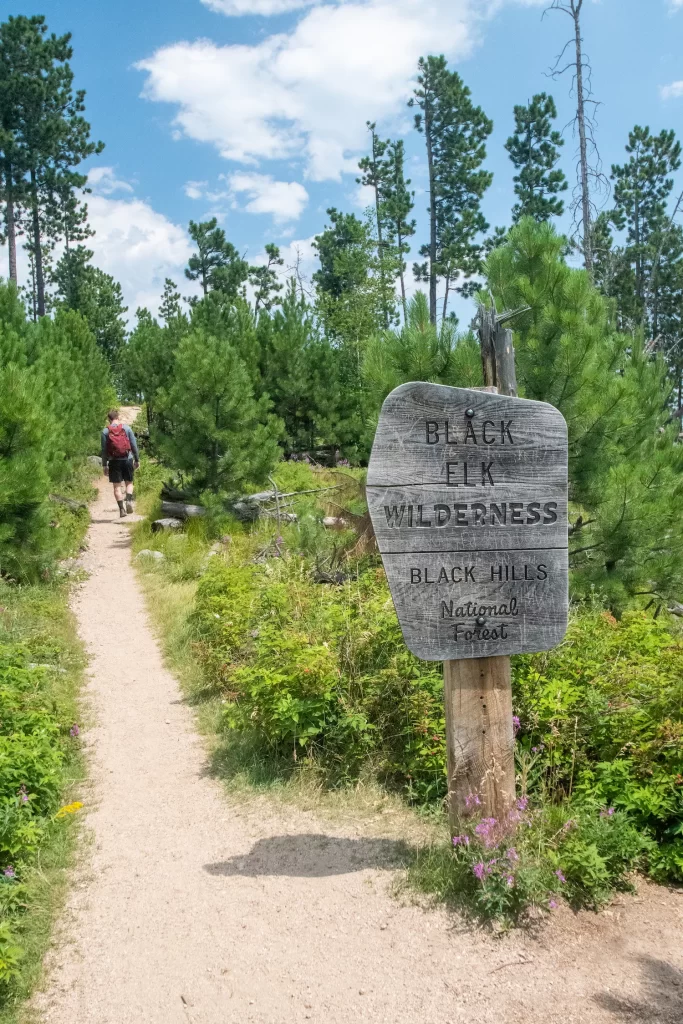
[106, 423, 131, 460]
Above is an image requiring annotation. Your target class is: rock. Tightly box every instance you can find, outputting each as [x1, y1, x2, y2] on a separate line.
[151, 518, 184, 534]
[322, 516, 350, 530]
[136, 549, 165, 561]
[88, 455, 103, 467]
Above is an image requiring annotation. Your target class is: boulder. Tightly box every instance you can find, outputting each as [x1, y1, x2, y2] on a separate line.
[136, 549, 165, 561]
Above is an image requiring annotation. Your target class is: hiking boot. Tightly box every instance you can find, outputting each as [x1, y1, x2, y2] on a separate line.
[119, 507, 128, 518]
[126, 499, 134, 515]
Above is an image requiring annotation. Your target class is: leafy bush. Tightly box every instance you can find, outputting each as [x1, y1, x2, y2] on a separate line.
[191, 548, 683, 889]
[0, 581, 85, 1004]
[409, 798, 651, 926]
[514, 611, 683, 881]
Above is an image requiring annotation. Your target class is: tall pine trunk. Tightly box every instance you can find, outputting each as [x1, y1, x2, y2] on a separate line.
[29, 166, 45, 317]
[425, 108, 437, 324]
[397, 224, 407, 321]
[572, 1, 593, 277]
[4, 160, 17, 284]
[369, 129, 389, 331]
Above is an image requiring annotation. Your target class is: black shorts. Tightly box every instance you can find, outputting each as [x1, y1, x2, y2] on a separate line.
[108, 458, 134, 484]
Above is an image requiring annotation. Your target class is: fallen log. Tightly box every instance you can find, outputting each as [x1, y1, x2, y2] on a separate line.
[160, 501, 206, 520]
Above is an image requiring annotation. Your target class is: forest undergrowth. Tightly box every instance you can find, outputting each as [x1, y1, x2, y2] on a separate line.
[0, 469, 95, 1023]
[132, 456, 683, 929]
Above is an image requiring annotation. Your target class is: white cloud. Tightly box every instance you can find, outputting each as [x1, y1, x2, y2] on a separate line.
[184, 179, 208, 199]
[137, 0, 523, 181]
[227, 172, 309, 222]
[661, 80, 683, 99]
[0, 192, 194, 321]
[87, 166, 134, 195]
[86, 195, 194, 315]
[202, 0, 317, 14]
[669, 0, 683, 9]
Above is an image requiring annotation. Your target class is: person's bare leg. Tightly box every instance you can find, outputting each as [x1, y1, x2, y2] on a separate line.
[113, 483, 127, 517]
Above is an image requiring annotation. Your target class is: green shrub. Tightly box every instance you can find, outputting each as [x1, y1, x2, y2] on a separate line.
[191, 550, 683, 888]
[513, 611, 683, 880]
[409, 798, 651, 926]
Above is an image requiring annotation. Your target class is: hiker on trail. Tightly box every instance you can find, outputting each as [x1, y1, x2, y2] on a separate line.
[101, 409, 139, 518]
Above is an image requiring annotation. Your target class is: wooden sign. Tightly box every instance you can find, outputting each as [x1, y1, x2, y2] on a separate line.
[367, 382, 568, 662]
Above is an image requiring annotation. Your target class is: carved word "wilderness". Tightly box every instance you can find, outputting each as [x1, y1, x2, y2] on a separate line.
[383, 501, 558, 528]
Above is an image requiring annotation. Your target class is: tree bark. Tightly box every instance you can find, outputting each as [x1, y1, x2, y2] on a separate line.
[29, 166, 45, 317]
[572, 0, 593, 277]
[398, 226, 407, 321]
[4, 160, 17, 284]
[425, 101, 438, 325]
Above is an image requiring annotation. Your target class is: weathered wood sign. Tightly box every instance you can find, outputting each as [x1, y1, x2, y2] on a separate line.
[367, 382, 569, 662]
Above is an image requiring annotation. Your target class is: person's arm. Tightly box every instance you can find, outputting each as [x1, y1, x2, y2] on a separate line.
[101, 428, 109, 471]
[125, 426, 140, 464]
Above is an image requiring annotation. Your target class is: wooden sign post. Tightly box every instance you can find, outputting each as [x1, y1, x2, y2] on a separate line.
[367, 310, 568, 827]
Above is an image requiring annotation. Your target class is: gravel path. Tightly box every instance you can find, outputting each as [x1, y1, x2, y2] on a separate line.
[34, 477, 683, 1024]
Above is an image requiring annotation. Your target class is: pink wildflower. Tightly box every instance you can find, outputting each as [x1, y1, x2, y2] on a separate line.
[549, 899, 558, 910]
[555, 869, 566, 884]
[473, 862, 486, 881]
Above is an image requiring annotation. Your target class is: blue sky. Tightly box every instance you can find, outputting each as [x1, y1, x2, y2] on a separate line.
[5, 0, 683, 322]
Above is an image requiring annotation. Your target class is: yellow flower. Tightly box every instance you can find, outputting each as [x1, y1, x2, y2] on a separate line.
[55, 801, 83, 819]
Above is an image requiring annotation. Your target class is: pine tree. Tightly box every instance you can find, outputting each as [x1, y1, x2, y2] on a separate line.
[362, 291, 482, 413]
[259, 279, 337, 452]
[505, 93, 568, 223]
[0, 363, 51, 578]
[53, 245, 127, 363]
[357, 122, 393, 328]
[250, 243, 284, 315]
[0, 15, 102, 314]
[610, 126, 682, 331]
[313, 207, 394, 342]
[410, 55, 493, 323]
[185, 218, 249, 298]
[156, 329, 282, 496]
[383, 139, 415, 320]
[121, 308, 179, 429]
[159, 277, 186, 329]
[0, 279, 111, 577]
[486, 218, 683, 610]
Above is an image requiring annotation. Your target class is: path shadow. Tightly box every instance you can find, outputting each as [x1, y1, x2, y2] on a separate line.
[204, 833, 412, 878]
[593, 955, 683, 1022]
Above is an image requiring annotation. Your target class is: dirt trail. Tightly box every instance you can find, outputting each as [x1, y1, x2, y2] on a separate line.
[34, 476, 683, 1024]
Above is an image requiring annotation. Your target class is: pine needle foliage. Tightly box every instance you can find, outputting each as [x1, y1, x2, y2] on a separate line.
[486, 219, 683, 610]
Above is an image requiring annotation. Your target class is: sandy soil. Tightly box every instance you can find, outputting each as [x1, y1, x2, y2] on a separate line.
[33, 476, 683, 1024]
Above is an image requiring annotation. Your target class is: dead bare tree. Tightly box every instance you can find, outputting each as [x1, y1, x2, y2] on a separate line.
[545, 0, 609, 278]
